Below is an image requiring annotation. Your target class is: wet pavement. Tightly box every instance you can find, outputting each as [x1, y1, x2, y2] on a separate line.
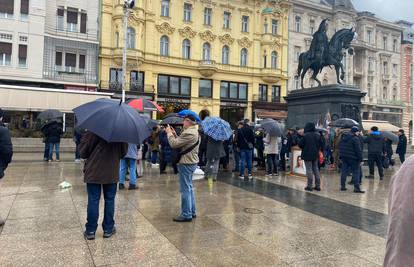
[0, 156, 393, 266]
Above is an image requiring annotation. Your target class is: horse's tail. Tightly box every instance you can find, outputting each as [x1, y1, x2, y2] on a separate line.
[297, 53, 304, 76]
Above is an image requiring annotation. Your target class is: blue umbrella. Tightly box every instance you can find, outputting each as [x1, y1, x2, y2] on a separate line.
[201, 117, 232, 141]
[73, 98, 152, 144]
[177, 109, 201, 123]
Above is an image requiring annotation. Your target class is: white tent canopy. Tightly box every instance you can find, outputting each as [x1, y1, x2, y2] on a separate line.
[362, 120, 400, 132]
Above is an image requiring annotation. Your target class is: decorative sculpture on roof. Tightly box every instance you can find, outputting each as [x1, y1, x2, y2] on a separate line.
[297, 19, 356, 88]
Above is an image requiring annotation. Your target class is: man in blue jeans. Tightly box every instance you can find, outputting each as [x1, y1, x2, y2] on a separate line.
[166, 115, 200, 222]
[236, 121, 255, 179]
[119, 143, 138, 190]
[79, 131, 127, 240]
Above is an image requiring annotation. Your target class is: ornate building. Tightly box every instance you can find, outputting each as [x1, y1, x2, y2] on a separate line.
[99, 0, 290, 126]
[288, 0, 404, 127]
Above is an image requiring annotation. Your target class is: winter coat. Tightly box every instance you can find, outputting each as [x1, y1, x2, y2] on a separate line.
[396, 134, 407, 154]
[384, 139, 393, 156]
[159, 130, 173, 163]
[206, 136, 225, 160]
[45, 123, 63, 144]
[264, 134, 281, 155]
[384, 155, 414, 266]
[364, 132, 385, 155]
[339, 132, 362, 162]
[168, 125, 199, 165]
[150, 131, 160, 151]
[124, 143, 138, 160]
[237, 125, 255, 150]
[79, 132, 127, 184]
[298, 123, 324, 161]
[287, 132, 299, 152]
[0, 123, 13, 169]
[280, 136, 288, 154]
[255, 132, 264, 151]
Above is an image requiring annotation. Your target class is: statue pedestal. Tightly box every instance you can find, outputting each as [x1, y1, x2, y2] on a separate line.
[285, 84, 365, 128]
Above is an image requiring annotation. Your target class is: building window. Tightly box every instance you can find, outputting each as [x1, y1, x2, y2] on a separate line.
[79, 54, 85, 73]
[160, 35, 169, 56]
[294, 76, 300, 89]
[157, 74, 191, 96]
[240, 48, 248, 67]
[393, 39, 398, 52]
[0, 33, 12, 41]
[263, 54, 267, 68]
[392, 87, 397, 100]
[220, 81, 247, 100]
[65, 53, 76, 72]
[19, 35, 27, 42]
[393, 64, 398, 77]
[55, 51, 62, 70]
[272, 19, 278, 35]
[272, 85, 280, 102]
[223, 11, 230, 29]
[109, 68, 122, 90]
[130, 71, 144, 91]
[0, 42, 12, 66]
[383, 36, 388, 50]
[241, 16, 249, 32]
[57, 8, 64, 30]
[126, 27, 135, 49]
[0, 0, 14, 18]
[383, 87, 387, 99]
[204, 8, 212, 25]
[309, 19, 315, 34]
[259, 84, 268, 101]
[263, 21, 268, 34]
[222, 45, 229, 64]
[67, 9, 78, 32]
[271, 51, 278, 69]
[161, 0, 170, 17]
[80, 13, 87, 34]
[18, 44, 27, 67]
[202, 42, 211, 61]
[199, 79, 212, 97]
[295, 16, 301, 32]
[20, 0, 29, 20]
[294, 46, 301, 63]
[182, 39, 191, 59]
[368, 57, 374, 72]
[367, 30, 372, 44]
[183, 3, 192, 22]
[383, 62, 388, 74]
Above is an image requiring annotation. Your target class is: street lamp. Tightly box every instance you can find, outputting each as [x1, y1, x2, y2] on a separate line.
[122, 0, 135, 103]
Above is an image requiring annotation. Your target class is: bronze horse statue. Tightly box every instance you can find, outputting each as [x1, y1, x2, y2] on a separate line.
[297, 24, 356, 89]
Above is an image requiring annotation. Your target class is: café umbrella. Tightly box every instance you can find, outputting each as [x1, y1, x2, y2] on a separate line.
[73, 98, 152, 144]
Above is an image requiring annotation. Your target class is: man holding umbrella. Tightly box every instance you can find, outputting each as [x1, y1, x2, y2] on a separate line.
[396, 129, 407, 163]
[166, 115, 200, 222]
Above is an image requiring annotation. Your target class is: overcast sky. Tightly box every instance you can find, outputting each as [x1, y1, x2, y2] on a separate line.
[352, 0, 414, 23]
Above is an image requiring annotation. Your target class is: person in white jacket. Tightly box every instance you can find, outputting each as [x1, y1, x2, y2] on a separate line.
[264, 133, 281, 176]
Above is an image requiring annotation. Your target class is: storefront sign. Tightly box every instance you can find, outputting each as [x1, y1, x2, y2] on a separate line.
[220, 101, 248, 108]
[158, 97, 191, 104]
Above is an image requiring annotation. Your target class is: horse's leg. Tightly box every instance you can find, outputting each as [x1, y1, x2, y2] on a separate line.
[335, 64, 342, 84]
[311, 70, 322, 87]
[301, 69, 306, 89]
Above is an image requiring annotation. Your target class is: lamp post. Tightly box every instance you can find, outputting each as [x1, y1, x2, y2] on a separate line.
[122, 0, 135, 103]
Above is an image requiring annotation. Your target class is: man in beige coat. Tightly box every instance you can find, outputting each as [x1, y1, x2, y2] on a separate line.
[166, 115, 200, 222]
[384, 155, 414, 266]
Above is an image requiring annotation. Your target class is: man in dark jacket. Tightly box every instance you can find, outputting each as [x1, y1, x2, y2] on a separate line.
[0, 109, 12, 226]
[45, 121, 63, 162]
[298, 122, 324, 191]
[364, 126, 385, 180]
[80, 131, 127, 240]
[396, 129, 407, 163]
[339, 127, 365, 193]
[237, 121, 255, 179]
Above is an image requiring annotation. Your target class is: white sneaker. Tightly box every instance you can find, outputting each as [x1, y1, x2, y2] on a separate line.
[75, 159, 81, 163]
[238, 175, 244, 179]
[248, 174, 253, 179]
[266, 174, 273, 177]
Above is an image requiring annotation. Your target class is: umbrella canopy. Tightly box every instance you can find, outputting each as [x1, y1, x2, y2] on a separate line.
[73, 98, 152, 144]
[316, 127, 328, 133]
[146, 118, 159, 129]
[330, 118, 359, 128]
[160, 113, 184, 125]
[201, 117, 232, 141]
[382, 131, 399, 143]
[178, 110, 201, 123]
[37, 109, 63, 120]
[259, 118, 282, 137]
[128, 98, 164, 113]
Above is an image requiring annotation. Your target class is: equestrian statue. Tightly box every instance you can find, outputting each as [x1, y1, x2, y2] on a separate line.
[297, 19, 356, 89]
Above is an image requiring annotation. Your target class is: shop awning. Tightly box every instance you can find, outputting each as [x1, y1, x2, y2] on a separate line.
[0, 84, 113, 113]
[255, 110, 287, 120]
[362, 120, 400, 132]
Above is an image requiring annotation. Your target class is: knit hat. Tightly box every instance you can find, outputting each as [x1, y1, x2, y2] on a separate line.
[351, 126, 359, 133]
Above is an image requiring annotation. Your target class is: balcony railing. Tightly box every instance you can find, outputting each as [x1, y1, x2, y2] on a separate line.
[43, 67, 97, 84]
[45, 26, 98, 41]
[99, 81, 155, 94]
[253, 94, 281, 103]
[199, 60, 216, 67]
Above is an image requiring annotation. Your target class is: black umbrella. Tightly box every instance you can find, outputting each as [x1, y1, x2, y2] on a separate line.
[330, 118, 359, 128]
[258, 118, 282, 137]
[146, 118, 160, 129]
[160, 113, 184, 125]
[382, 131, 399, 143]
[73, 98, 152, 144]
[37, 109, 63, 120]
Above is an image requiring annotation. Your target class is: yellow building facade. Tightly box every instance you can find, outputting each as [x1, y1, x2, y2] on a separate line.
[100, 0, 290, 126]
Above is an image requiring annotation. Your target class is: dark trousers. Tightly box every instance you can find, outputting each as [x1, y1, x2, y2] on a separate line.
[399, 153, 406, 164]
[0, 160, 8, 179]
[75, 143, 80, 160]
[266, 154, 279, 175]
[233, 150, 240, 172]
[43, 143, 50, 160]
[85, 183, 117, 234]
[368, 154, 384, 177]
[279, 152, 286, 171]
[340, 159, 361, 190]
[256, 149, 265, 167]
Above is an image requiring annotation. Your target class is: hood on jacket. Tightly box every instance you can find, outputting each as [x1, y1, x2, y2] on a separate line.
[304, 122, 316, 133]
[342, 131, 355, 142]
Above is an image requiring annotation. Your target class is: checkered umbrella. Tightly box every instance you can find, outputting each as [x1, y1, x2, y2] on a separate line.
[201, 117, 233, 141]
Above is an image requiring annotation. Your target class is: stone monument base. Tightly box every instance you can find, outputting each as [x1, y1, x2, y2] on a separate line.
[285, 84, 365, 129]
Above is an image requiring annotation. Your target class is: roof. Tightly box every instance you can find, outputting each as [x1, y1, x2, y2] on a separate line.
[325, 0, 355, 10]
